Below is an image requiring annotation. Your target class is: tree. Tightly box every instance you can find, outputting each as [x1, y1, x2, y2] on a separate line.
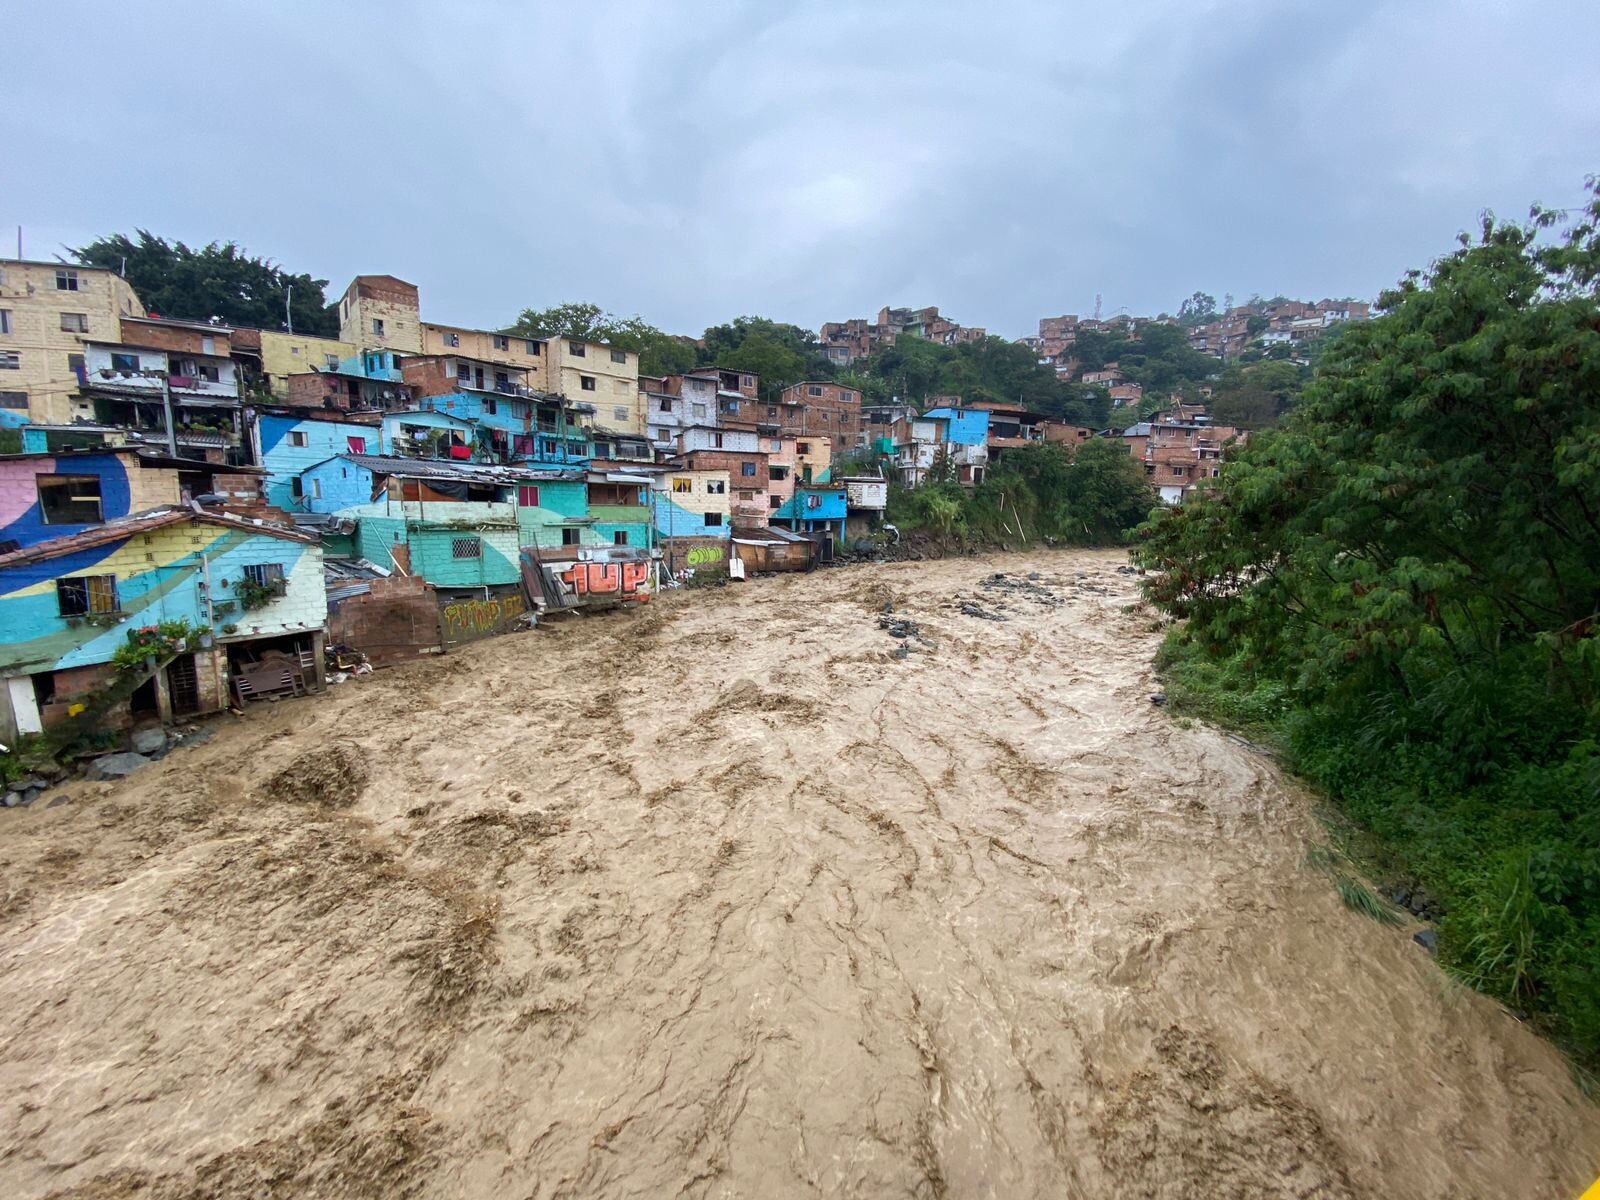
[1056, 438, 1157, 543]
[506, 303, 696, 376]
[72, 231, 337, 335]
[1176, 291, 1218, 327]
[1209, 360, 1305, 429]
[1135, 183, 1600, 1052]
[699, 317, 834, 393]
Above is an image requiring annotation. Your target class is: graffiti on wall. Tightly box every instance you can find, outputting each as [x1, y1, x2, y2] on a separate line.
[440, 593, 527, 644]
[685, 544, 724, 567]
[558, 560, 651, 603]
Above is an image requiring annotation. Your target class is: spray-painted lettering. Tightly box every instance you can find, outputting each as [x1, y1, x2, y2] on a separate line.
[685, 545, 724, 566]
[440, 594, 526, 642]
[558, 560, 651, 602]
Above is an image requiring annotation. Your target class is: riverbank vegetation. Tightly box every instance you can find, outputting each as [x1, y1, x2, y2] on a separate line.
[1136, 182, 1600, 1061]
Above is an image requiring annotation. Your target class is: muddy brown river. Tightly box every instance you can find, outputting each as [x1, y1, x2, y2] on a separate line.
[0, 550, 1595, 1198]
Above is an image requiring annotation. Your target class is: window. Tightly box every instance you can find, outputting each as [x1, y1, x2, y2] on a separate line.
[609, 349, 627, 364]
[0, 352, 18, 370]
[767, 406, 777, 417]
[741, 462, 757, 477]
[704, 512, 723, 527]
[580, 375, 596, 391]
[311, 478, 323, 499]
[0, 391, 25, 409]
[493, 335, 509, 351]
[712, 432, 724, 448]
[613, 530, 629, 546]
[726, 400, 740, 413]
[769, 495, 781, 508]
[797, 442, 811, 454]
[806, 494, 822, 509]
[517, 485, 541, 507]
[38, 475, 103, 524]
[443, 332, 460, 347]
[57, 575, 117, 616]
[347, 436, 367, 453]
[372, 317, 385, 336]
[526, 339, 541, 355]
[290, 477, 303, 499]
[562, 528, 581, 545]
[196, 364, 221, 383]
[201, 335, 215, 355]
[706, 480, 726, 494]
[55, 269, 79, 291]
[658, 398, 671, 412]
[808, 385, 822, 397]
[288, 430, 309, 447]
[325, 354, 340, 370]
[568, 341, 586, 357]
[692, 404, 706, 418]
[457, 363, 472, 382]
[0, 310, 11, 334]
[742, 375, 754, 387]
[451, 536, 482, 559]
[609, 405, 626, 422]
[243, 562, 285, 589]
[494, 371, 511, 391]
[110, 352, 139, 372]
[484, 397, 498, 415]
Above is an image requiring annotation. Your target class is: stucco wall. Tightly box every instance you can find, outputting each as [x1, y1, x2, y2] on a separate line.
[258, 331, 358, 396]
[254, 415, 376, 510]
[0, 261, 145, 423]
[0, 453, 180, 550]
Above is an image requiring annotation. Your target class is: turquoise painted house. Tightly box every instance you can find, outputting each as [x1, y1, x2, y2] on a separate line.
[772, 485, 847, 544]
[297, 455, 652, 588]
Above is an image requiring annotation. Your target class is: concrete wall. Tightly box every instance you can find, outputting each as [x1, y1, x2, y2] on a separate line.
[328, 574, 440, 667]
[0, 521, 325, 676]
[0, 260, 146, 423]
[421, 324, 549, 388]
[259, 331, 359, 396]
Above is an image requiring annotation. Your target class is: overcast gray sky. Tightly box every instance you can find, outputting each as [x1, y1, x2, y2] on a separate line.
[6, 1, 1597, 339]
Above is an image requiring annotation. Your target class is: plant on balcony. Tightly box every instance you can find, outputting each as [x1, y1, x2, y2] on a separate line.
[234, 576, 286, 611]
[110, 620, 198, 673]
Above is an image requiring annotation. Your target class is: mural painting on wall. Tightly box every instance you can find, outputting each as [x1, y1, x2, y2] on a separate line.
[439, 593, 527, 645]
[558, 560, 651, 603]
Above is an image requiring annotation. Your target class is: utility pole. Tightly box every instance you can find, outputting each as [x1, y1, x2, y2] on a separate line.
[160, 371, 178, 456]
[285, 285, 294, 334]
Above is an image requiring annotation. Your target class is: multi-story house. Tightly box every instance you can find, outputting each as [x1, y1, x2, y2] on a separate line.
[75, 315, 244, 460]
[0, 259, 146, 425]
[677, 426, 768, 528]
[549, 336, 640, 436]
[336, 275, 424, 354]
[401, 354, 592, 469]
[286, 349, 412, 411]
[230, 329, 360, 399]
[775, 381, 863, 445]
[1144, 420, 1244, 504]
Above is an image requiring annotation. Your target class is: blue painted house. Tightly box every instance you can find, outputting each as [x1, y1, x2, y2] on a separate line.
[772, 485, 847, 544]
[248, 410, 381, 511]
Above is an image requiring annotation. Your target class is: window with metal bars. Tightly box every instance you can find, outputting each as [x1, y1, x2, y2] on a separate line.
[451, 536, 482, 559]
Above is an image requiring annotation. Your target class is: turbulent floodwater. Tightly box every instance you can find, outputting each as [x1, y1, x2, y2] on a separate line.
[0, 550, 1595, 1199]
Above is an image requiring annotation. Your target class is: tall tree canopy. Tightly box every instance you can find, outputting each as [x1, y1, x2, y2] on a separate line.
[699, 317, 834, 396]
[72, 231, 337, 336]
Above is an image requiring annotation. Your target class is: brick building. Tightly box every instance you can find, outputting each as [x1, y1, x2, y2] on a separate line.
[775, 381, 862, 445]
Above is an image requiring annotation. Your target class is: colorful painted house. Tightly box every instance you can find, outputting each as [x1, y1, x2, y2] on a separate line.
[0, 449, 247, 553]
[0, 507, 326, 742]
[248, 408, 381, 512]
[297, 454, 642, 587]
[772, 485, 847, 549]
[654, 468, 731, 577]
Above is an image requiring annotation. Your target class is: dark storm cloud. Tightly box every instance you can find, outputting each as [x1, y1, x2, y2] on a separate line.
[5, 0, 1595, 338]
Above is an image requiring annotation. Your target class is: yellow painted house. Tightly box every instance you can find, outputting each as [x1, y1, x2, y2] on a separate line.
[0, 259, 146, 424]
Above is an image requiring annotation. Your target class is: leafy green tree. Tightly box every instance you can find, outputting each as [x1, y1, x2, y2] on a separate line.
[1208, 359, 1305, 428]
[700, 317, 834, 392]
[1136, 182, 1600, 1054]
[72, 231, 337, 335]
[506, 303, 696, 376]
[1176, 291, 1218, 327]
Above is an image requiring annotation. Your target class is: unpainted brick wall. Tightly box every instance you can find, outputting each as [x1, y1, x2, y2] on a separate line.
[329, 575, 442, 668]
